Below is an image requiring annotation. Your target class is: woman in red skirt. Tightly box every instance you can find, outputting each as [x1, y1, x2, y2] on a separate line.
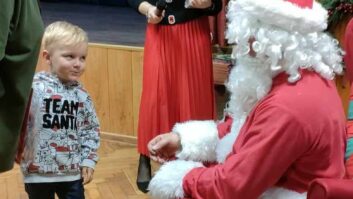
[128, 0, 222, 193]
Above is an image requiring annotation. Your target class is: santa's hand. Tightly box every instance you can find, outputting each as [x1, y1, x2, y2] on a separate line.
[148, 133, 181, 163]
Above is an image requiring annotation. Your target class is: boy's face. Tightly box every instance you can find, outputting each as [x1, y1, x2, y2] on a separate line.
[44, 42, 88, 83]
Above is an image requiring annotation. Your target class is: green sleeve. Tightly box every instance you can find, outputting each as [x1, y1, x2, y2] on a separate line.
[0, 1, 14, 61]
[0, 0, 44, 173]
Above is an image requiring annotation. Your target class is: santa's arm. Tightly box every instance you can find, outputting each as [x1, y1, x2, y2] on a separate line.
[173, 116, 233, 162]
[183, 106, 308, 199]
[149, 106, 307, 199]
[172, 120, 219, 162]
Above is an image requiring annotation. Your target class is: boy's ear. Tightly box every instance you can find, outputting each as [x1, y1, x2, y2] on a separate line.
[42, 50, 51, 65]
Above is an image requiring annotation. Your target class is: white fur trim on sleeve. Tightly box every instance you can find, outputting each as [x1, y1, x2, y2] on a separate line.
[260, 187, 307, 199]
[172, 120, 219, 162]
[148, 160, 204, 199]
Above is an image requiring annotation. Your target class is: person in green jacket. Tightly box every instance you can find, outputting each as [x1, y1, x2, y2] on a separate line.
[0, 0, 44, 173]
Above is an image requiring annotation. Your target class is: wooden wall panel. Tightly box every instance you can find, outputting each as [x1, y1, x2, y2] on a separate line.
[107, 49, 134, 135]
[131, 51, 144, 136]
[81, 46, 111, 131]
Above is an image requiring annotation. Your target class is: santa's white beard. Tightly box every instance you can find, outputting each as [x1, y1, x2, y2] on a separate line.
[216, 56, 275, 163]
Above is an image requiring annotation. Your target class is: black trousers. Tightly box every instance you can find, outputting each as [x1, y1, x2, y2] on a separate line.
[25, 179, 85, 199]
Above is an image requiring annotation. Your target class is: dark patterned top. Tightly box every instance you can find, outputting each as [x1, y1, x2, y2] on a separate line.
[128, 0, 222, 25]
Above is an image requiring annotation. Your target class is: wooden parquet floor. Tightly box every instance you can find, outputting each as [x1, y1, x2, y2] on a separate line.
[0, 140, 158, 199]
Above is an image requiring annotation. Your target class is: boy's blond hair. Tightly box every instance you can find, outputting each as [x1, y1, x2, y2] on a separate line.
[42, 21, 88, 52]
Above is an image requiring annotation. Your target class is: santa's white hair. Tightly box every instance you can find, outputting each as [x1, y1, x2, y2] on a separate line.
[226, 0, 343, 85]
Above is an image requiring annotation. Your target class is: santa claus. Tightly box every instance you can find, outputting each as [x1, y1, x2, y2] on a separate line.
[146, 0, 346, 198]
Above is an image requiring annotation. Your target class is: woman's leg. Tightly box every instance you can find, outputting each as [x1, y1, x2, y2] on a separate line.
[136, 154, 151, 193]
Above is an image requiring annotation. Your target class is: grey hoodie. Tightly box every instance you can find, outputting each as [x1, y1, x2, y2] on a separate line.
[20, 72, 100, 183]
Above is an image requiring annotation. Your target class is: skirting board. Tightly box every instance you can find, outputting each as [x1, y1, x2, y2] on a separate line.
[101, 131, 137, 146]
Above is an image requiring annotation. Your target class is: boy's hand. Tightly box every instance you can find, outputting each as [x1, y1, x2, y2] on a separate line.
[81, 167, 94, 185]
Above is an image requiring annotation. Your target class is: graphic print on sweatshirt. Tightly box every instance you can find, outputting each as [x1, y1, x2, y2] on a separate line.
[42, 96, 80, 130]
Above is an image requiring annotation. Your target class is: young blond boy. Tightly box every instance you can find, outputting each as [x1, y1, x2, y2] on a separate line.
[19, 21, 100, 199]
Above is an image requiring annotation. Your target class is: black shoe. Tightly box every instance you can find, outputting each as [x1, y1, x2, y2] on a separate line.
[136, 154, 151, 193]
[136, 181, 150, 193]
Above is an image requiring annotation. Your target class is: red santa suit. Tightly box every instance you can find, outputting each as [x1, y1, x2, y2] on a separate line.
[148, 67, 346, 199]
[181, 70, 345, 199]
[147, 0, 346, 198]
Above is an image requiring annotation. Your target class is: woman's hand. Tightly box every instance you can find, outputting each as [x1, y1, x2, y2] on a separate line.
[188, 0, 212, 9]
[146, 5, 164, 24]
[148, 133, 181, 163]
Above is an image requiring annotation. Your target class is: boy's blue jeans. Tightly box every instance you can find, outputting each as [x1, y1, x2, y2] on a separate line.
[25, 179, 85, 199]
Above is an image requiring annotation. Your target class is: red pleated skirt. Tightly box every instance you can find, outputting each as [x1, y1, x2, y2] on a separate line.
[137, 16, 215, 155]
